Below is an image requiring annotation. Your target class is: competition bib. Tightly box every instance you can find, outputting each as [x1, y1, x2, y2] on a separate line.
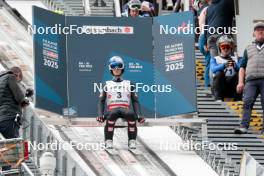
[105, 80, 131, 110]
[224, 67, 236, 77]
[215, 56, 238, 77]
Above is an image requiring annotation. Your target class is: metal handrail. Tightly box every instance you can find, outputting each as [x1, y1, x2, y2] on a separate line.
[114, 0, 121, 17]
[21, 162, 34, 176]
[173, 126, 239, 176]
[240, 152, 264, 176]
[83, 0, 91, 15]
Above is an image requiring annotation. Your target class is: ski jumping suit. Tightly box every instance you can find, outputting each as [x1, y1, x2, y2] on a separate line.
[98, 77, 142, 141]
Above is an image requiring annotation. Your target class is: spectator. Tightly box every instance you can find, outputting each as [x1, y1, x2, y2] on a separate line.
[140, 1, 156, 17]
[197, 0, 211, 29]
[0, 67, 30, 139]
[193, 0, 207, 16]
[122, 0, 142, 17]
[198, 33, 211, 87]
[162, 0, 173, 10]
[122, 0, 155, 17]
[173, 0, 183, 13]
[93, 0, 106, 7]
[205, 0, 234, 57]
[197, 0, 212, 87]
[210, 35, 240, 101]
[234, 22, 264, 134]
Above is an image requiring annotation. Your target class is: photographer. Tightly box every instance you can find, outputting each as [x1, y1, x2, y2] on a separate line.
[0, 67, 32, 139]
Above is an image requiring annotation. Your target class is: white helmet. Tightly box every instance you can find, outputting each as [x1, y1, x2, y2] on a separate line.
[108, 56, 125, 72]
[128, 0, 141, 10]
[217, 35, 234, 53]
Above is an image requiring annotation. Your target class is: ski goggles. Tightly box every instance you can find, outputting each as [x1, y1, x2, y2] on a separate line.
[129, 4, 141, 10]
[220, 44, 232, 50]
[109, 62, 124, 70]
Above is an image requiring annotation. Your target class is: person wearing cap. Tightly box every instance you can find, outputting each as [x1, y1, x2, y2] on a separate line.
[234, 22, 264, 134]
[210, 35, 240, 101]
[96, 56, 145, 150]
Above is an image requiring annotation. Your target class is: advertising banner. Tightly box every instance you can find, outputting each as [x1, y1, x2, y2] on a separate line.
[153, 13, 196, 117]
[33, 6, 67, 115]
[66, 16, 154, 117]
[33, 6, 196, 118]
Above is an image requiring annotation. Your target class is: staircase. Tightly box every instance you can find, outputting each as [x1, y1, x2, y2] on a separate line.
[41, 0, 85, 16]
[62, 0, 85, 15]
[179, 44, 264, 176]
[89, 0, 115, 16]
[42, 0, 115, 16]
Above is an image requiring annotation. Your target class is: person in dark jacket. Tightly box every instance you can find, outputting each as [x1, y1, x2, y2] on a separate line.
[205, 0, 234, 57]
[0, 67, 29, 139]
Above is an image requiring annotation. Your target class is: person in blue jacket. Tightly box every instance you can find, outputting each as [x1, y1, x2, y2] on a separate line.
[210, 35, 240, 101]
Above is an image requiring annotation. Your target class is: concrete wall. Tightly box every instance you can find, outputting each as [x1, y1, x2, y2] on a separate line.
[236, 0, 264, 56]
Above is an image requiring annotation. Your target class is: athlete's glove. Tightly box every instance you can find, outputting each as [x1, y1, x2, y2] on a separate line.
[25, 88, 34, 98]
[228, 60, 235, 67]
[96, 116, 105, 123]
[225, 60, 234, 68]
[224, 62, 229, 68]
[137, 117, 145, 124]
[21, 98, 30, 107]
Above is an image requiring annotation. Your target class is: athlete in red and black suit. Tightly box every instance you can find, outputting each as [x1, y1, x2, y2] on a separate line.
[96, 56, 145, 149]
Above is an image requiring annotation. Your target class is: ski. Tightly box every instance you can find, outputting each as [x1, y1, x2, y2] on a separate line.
[128, 148, 142, 155]
[105, 148, 118, 155]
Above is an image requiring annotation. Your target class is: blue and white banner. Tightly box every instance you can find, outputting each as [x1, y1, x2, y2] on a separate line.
[33, 6, 67, 115]
[153, 13, 196, 117]
[33, 6, 196, 118]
